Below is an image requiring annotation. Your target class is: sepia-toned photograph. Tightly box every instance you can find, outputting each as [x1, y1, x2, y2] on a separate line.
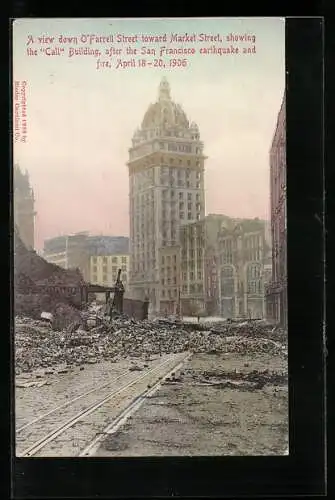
[13, 17, 287, 457]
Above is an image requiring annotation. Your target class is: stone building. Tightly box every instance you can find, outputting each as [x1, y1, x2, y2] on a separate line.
[179, 214, 232, 316]
[13, 164, 35, 250]
[88, 236, 130, 288]
[90, 253, 130, 290]
[218, 218, 269, 319]
[43, 233, 130, 286]
[179, 219, 205, 316]
[265, 93, 287, 327]
[158, 245, 181, 315]
[127, 77, 206, 314]
[43, 232, 90, 281]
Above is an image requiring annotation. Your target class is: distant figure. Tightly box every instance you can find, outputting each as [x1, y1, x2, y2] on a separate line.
[197, 315, 200, 323]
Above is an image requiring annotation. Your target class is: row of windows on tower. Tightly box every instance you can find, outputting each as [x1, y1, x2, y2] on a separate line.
[164, 201, 202, 211]
[160, 178, 201, 188]
[131, 162, 202, 188]
[133, 191, 201, 213]
[164, 143, 192, 153]
[163, 129, 200, 140]
[161, 210, 201, 222]
[164, 142, 201, 154]
[134, 127, 199, 141]
[162, 191, 201, 201]
[131, 178, 202, 196]
[133, 240, 155, 250]
[161, 165, 201, 177]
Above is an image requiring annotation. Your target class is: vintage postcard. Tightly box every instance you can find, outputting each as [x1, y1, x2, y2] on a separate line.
[12, 17, 287, 458]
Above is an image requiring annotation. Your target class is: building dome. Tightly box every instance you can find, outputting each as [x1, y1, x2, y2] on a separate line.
[140, 78, 190, 132]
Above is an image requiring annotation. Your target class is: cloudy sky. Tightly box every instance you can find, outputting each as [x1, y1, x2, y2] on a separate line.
[13, 17, 285, 250]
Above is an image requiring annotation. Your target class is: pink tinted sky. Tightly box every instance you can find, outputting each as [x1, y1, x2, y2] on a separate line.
[13, 18, 285, 250]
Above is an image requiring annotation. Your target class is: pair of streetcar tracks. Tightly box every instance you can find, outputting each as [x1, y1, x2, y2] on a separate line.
[18, 353, 185, 457]
[17, 365, 137, 433]
[80, 353, 191, 456]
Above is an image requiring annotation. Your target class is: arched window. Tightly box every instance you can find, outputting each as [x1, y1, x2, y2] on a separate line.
[221, 265, 234, 296]
[246, 263, 262, 295]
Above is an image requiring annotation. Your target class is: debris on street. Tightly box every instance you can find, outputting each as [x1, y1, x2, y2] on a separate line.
[15, 314, 287, 376]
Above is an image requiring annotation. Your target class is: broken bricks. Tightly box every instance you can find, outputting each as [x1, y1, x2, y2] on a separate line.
[15, 315, 287, 376]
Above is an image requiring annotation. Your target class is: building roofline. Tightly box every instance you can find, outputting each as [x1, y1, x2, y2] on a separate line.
[269, 91, 286, 152]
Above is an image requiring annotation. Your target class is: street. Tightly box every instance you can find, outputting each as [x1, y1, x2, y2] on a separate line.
[15, 319, 288, 457]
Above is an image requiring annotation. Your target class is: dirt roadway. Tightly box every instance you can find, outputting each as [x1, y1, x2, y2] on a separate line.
[15, 353, 189, 457]
[15, 350, 288, 457]
[93, 352, 288, 456]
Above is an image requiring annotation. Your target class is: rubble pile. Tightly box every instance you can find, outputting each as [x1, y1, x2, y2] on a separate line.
[15, 314, 287, 375]
[14, 229, 85, 322]
[95, 321, 287, 358]
[208, 320, 287, 343]
[195, 369, 288, 387]
[14, 294, 80, 322]
[171, 366, 288, 391]
[14, 229, 84, 285]
[160, 318, 287, 343]
[14, 316, 120, 374]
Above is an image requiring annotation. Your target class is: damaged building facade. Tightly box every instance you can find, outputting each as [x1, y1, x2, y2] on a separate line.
[43, 232, 91, 281]
[218, 218, 269, 319]
[158, 245, 181, 315]
[88, 236, 130, 289]
[13, 164, 36, 250]
[43, 234, 130, 288]
[180, 214, 230, 317]
[127, 77, 207, 314]
[90, 254, 130, 290]
[266, 93, 287, 327]
[15, 229, 148, 322]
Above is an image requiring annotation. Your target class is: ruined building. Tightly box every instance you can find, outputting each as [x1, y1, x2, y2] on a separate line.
[43, 232, 90, 281]
[266, 93, 287, 327]
[13, 164, 35, 250]
[90, 253, 130, 290]
[180, 214, 231, 317]
[43, 233, 130, 286]
[127, 78, 206, 314]
[218, 218, 269, 319]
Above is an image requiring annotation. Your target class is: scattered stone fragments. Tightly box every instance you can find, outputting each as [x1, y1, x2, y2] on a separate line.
[179, 366, 288, 391]
[15, 314, 287, 376]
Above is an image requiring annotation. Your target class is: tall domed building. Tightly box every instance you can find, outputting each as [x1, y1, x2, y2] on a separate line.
[127, 78, 207, 313]
[13, 164, 35, 250]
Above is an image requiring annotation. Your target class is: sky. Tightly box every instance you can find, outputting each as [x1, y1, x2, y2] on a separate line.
[12, 17, 285, 251]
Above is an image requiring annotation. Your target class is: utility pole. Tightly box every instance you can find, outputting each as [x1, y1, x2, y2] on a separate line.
[177, 286, 182, 320]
